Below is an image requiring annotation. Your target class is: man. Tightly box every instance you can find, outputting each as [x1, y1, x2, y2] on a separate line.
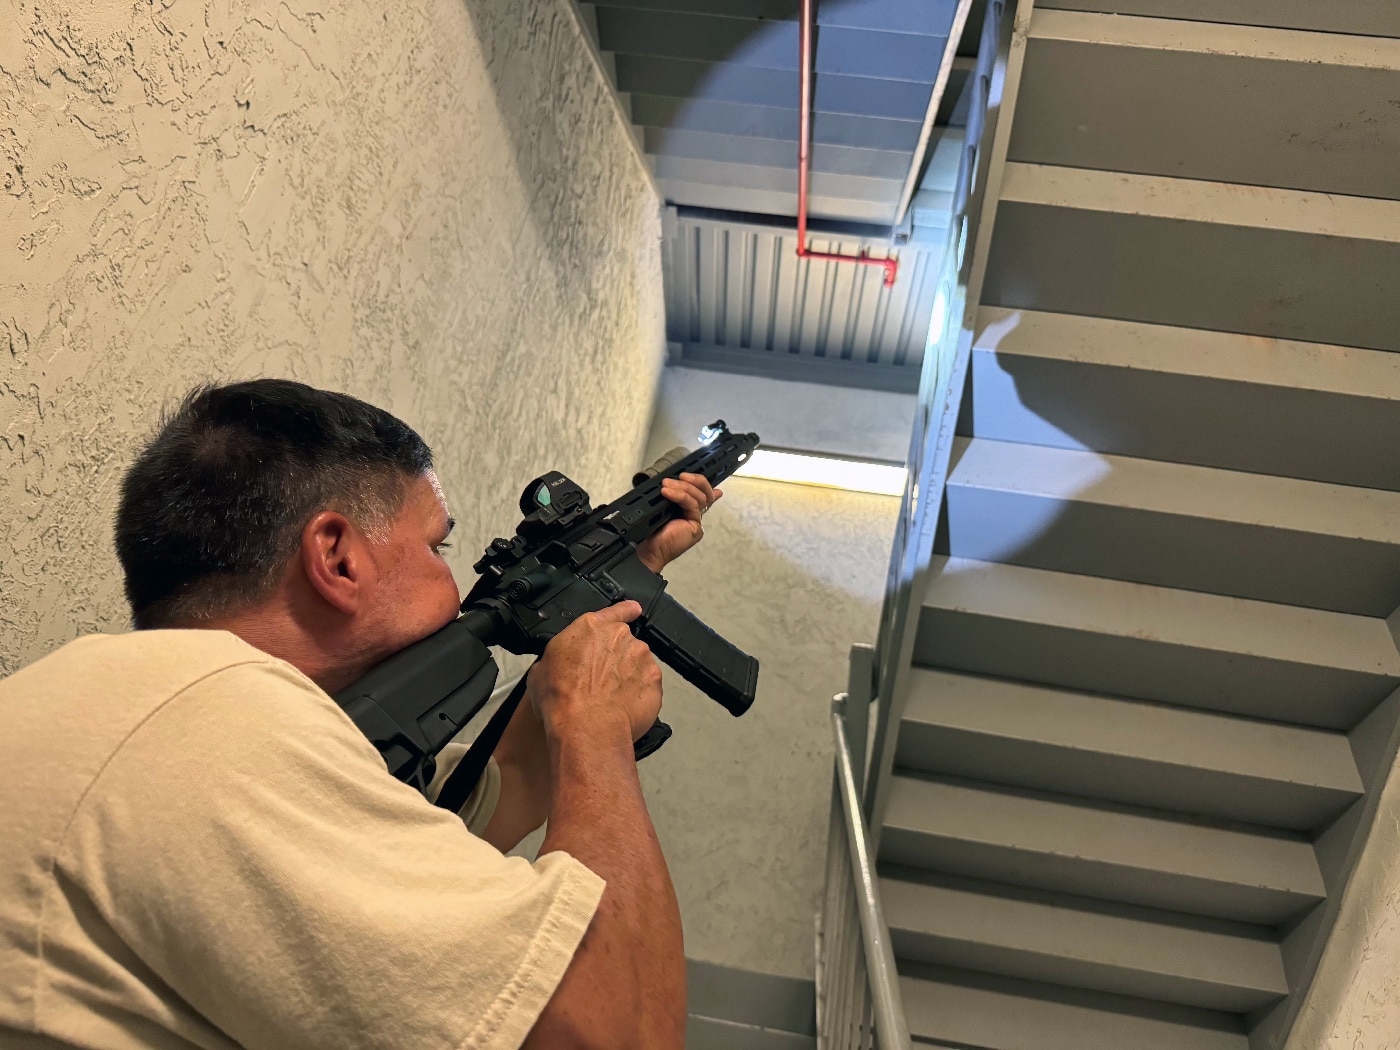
[0, 379, 721, 1049]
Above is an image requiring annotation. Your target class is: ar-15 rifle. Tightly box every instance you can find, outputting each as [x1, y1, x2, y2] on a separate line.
[334, 421, 761, 807]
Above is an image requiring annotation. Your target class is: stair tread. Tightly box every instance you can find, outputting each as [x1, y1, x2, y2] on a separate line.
[1029, 8, 1400, 69]
[923, 557, 1400, 679]
[645, 127, 913, 179]
[948, 437, 1400, 545]
[651, 154, 902, 201]
[658, 179, 896, 222]
[881, 773, 1325, 911]
[901, 669, 1362, 795]
[1000, 162, 1400, 243]
[972, 308, 1400, 402]
[901, 965, 1248, 1050]
[882, 871, 1286, 1011]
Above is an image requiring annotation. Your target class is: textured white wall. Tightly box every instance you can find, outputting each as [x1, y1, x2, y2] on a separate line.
[0, 0, 665, 674]
[1286, 741, 1400, 1049]
[639, 369, 903, 979]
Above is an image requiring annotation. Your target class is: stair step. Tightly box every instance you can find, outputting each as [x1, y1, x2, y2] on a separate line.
[594, 7, 943, 82]
[645, 127, 911, 180]
[628, 95, 922, 152]
[657, 180, 896, 223]
[983, 163, 1400, 355]
[901, 964, 1248, 1050]
[651, 155, 901, 204]
[960, 308, 1400, 491]
[940, 437, 1400, 615]
[879, 773, 1325, 924]
[882, 871, 1287, 1013]
[1034, 0, 1400, 38]
[596, 0, 956, 37]
[897, 669, 1362, 831]
[915, 557, 1400, 729]
[617, 54, 935, 122]
[1012, 11, 1400, 200]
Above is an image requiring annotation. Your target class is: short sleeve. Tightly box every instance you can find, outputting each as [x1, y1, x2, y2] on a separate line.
[57, 659, 603, 1050]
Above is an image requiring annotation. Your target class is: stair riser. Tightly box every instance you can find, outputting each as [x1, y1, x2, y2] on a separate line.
[629, 95, 922, 152]
[958, 350, 1400, 491]
[900, 968, 1250, 1050]
[938, 486, 1400, 617]
[652, 155, 902, 202]
[982, 201, 1400, 355]
[913, 609, 1395, 729]
[1034, 0, 1400, 37]
[646, 128, 912, 179]
[616, 54, 936, 122]
[888, 929, 1282, 1013]
[894, 724, 1357, 832]
[595, 8, 943, 82]
[1012, 31, 1400, 201]
[658, 180, 896, 223]
[878, 828, 1319, 925]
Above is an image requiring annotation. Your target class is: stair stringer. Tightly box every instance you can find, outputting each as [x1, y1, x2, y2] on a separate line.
[1251, 687, 1400, 1050]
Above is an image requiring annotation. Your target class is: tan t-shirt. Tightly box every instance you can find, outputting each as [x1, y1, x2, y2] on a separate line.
[0, 630, 603, 1050]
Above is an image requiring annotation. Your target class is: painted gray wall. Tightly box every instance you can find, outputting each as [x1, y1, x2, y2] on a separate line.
[638, 366, 907, 979]
[0, 0, 665, 675]
[1286, 692, 1400, 1049]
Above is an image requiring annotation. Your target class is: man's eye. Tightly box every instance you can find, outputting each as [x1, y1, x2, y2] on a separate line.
[434, 542, 453, 554]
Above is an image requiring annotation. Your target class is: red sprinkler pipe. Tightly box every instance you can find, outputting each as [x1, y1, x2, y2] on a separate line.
[797, 0, 898, 287]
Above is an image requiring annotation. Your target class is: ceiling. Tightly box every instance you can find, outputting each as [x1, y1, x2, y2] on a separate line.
[579, 0, 981, 392]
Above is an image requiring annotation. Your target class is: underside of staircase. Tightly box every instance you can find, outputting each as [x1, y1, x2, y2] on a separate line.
[872, 2, 1400, 1047]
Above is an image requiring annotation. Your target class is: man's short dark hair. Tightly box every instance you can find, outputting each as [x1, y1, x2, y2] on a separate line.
[116, 379, 434, 629]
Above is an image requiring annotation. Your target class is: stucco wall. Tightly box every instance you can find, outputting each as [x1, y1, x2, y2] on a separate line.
[0, 0, 664, 674]
[1286, 740, 1400, 1049]
[638, 368, 906, 979]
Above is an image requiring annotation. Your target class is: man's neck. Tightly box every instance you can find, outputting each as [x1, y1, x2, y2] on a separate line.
[194, 603, 360, 695]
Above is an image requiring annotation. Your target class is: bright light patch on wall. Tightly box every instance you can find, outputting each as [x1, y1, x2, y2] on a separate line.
[734, 448, 906, 496]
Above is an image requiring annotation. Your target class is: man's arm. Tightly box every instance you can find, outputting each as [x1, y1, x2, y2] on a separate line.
[520, 602, 686, 1050]
[478, 687, 550, 851]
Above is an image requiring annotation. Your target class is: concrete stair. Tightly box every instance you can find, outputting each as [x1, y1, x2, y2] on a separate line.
[940, 437, 1400, 616]
[901, 966, 1249, 1050]
[879, 773, 1325, 925]
[914, 557, 1400, 729]
[895, 669, 1363, 831]
[883, 870, 1287, 1013]
[960, 308, 1400, 492]
[871, 4, 1400, 1047]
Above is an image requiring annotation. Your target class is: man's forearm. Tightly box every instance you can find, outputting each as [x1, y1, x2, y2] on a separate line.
[479, 688, 551, 851]
[524, 716, 685, 1049]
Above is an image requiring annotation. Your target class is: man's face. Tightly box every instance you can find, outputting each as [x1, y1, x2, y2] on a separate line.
[359, 470, 461, 660]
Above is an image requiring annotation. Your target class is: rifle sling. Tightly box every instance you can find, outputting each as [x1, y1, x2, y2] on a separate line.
[435, 666, 534, 815]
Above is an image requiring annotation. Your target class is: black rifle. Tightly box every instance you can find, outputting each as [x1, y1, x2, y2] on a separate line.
[334, 421, 761, 805]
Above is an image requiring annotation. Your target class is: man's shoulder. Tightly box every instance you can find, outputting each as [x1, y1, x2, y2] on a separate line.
[0, 630, 342, 784]
[1, 629, 310, 708]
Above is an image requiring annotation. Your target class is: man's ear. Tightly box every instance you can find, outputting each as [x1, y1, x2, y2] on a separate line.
[299, 511, 368, 616]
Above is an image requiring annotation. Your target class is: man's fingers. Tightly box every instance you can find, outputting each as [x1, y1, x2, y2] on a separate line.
[592, 599, 643, 624]
[661, 474, 718, 518]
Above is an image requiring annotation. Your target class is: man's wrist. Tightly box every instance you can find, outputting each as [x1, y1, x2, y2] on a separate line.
[541, 702, 635, 754]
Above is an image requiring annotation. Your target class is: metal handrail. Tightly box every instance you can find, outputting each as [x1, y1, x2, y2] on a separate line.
[820, 693, 911, 1050]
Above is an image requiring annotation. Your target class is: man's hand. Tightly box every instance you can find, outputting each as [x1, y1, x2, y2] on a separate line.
[636, 472, 722, 574]
[528, 601, 662, 745]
